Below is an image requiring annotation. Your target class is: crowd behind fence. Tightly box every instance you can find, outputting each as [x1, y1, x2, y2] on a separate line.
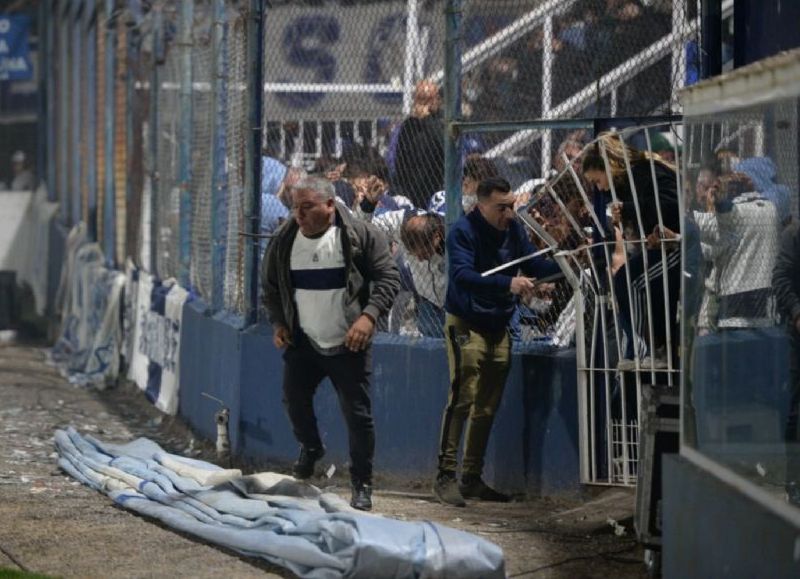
[40, 0, 697, 348]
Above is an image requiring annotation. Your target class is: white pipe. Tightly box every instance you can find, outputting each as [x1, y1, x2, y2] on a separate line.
[541, 15, 553, 179]
[486, 23, 699, 159]
[402, 0, 418, 116]
[429, 0, 578, 84]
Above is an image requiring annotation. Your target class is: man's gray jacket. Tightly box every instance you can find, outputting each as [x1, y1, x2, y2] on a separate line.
[261, 205, 401, 338]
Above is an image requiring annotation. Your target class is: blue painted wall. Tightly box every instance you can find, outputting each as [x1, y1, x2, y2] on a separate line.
[179, 307, 581, 494]
[179, 301, 244, 453]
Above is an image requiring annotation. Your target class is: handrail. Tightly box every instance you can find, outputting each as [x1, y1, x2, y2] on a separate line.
[430, 0, 578, 84]
[485, 21, 699, 159]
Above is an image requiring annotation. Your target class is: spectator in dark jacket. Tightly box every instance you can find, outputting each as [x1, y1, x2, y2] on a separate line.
[262, 176, 400, 512]
[582, 132, 681, 368]
[772, 222, 800, 506]
[433, 177, 559, 507]
[394, 80, 445, 209]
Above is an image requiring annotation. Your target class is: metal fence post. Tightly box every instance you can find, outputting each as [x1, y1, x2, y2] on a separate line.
[210, 0, 226, 312]
[178, 0, 194, 288]
[71, 1, 82, 226]
[245, 0, 264, 324]
[103, 0, 116, 263]
[37, 0, 49, 190]
[86, 0, 98, 241]
[150, 6, 162, 275]
[444, 0, 463, 234]
[58, 9, 69, 221]
[126, 9, 137, 263]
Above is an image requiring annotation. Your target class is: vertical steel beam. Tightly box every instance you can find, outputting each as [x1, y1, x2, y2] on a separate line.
[37, 0, 49, 189]
[210, 0, 226, 312]
[71, 1, 82, 226]
[178, 0, 194, 288]
[245, 0, 264, 324]
[443, 0, 463, 233]
[150, 6, 163, 274]
[86, 0, 98, 241]
[700, 0, 722, 79]
[103, 0, 116, 262]
[58, 4, 69, 220]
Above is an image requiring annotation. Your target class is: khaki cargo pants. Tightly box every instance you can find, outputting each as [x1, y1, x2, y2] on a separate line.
[437, 313, 511, 477]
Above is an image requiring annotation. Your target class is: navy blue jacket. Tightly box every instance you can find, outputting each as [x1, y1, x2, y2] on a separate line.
[445, 209, 560, 332]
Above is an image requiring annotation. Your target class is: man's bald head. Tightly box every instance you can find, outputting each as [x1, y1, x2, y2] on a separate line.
[401, 213, 445, 261]
[412, 80, 441, 117]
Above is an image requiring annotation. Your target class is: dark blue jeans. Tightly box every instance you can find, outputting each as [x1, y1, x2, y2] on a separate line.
[613, 248, 681, 359]
[282, 335, 375, 484]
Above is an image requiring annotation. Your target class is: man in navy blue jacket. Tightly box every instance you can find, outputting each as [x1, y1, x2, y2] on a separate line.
[434, 177, 559, 506]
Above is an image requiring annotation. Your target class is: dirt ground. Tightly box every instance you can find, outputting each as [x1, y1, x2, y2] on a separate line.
[0, 345, 648, 579]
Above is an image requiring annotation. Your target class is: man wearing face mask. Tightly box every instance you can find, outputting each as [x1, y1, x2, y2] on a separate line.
[433, 177, 559, 506]
[428, 154, 500, 216]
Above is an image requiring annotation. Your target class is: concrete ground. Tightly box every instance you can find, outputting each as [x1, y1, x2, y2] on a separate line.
[0, 345, 647, 579]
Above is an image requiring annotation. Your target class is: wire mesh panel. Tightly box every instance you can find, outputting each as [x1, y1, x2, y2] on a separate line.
[260, 0, 448, 334]
[128, 13, 154, 271]
[462, 0, 698, 176]
[681, 61, 800, 506]
[154, 10, 182, 281]
[222, 5, 251, 315]
[188, 1, 215, 300]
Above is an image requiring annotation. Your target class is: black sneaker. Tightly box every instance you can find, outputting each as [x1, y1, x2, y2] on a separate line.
[433, 471, 466, 507]
[459, 476, 511, 502]
[292, 445, 325, 480]
[350, 481, 373, 511]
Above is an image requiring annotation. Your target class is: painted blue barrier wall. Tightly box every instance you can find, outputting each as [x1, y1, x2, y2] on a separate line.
[179, 301, 244, 453]
[178, 306, 580, 494]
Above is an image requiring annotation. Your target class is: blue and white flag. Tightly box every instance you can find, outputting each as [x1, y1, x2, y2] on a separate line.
[126, 270, 190, 415]
[0, 15, 33, 81]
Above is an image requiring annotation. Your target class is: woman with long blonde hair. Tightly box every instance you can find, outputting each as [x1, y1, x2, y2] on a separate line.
[581, 131, 681, 368]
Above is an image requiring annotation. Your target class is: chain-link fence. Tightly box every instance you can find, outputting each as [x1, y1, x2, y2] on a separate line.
[223, 5, 253, 315]
[154, 5, 182, 282]
[256, 0, 696, 343]
[682, 86, 800, 505]
[45, 0, 699, 338]
[460, 0, 697, 179]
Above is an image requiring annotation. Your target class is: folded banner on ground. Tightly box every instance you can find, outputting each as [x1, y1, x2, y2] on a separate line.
[55, 428, 505, 579]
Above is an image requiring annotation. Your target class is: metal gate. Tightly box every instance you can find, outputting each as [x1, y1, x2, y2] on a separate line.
[519, 122, 684, 486]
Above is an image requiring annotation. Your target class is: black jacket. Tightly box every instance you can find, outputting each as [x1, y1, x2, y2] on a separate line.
[394, 112, 444, 209]
[773, 222, 800, 333]
[261, 205, 401, 338]
[615, 160, 680, 236]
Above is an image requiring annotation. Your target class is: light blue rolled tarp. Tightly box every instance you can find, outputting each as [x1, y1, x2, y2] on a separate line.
[54, 428, 505, 578]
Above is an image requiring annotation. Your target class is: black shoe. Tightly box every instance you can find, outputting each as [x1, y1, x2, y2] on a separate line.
[459, 475, 511, 502]
[350, 481, 373, 511]
[292, 445, 325, 480]
[433, 471, 466, 507]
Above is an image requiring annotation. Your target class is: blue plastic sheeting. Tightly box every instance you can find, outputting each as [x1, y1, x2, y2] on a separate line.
[55, 428, 505, 579]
